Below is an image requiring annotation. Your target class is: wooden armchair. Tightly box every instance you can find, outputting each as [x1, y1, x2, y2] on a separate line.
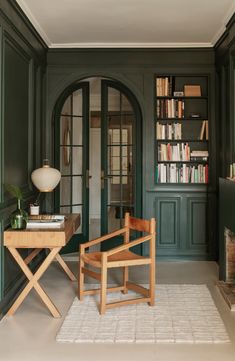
[78, 213, 156, 314]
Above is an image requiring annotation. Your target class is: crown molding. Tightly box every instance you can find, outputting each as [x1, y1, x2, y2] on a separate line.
[211, 3, 235, 45]
[49, 42, 213, 49]
[16, 0, 235, 49]
[16, 0, 51, 46]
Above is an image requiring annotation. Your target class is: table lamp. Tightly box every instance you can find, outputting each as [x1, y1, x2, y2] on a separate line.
[31, 159, 61, 214]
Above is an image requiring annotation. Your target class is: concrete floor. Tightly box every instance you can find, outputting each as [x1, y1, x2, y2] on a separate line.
[0, 261, 235, 361]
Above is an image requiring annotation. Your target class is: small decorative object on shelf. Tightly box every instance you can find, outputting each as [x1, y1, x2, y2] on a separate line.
[155, 74, 209, 184]
[184, 85, 201, 97]
[5, 184, 28, 229]
[228, 163, 235, 179]
[30, 202, 40, 215]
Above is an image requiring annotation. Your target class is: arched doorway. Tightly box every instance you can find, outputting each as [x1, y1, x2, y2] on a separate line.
[54, 77, 142, 253]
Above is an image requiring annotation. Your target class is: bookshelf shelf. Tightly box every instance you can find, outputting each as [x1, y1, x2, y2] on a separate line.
[157, 96, 208, 100]
[157, 161, 208, 164]
[157, 139, 208, 143]
[155, 74, 209, 184]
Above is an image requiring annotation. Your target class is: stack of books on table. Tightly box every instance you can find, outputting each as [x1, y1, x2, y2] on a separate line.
[26, 215, 65, 229]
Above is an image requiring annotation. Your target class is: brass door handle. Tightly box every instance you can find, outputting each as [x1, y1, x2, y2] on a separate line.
[101, 171, 112, 189]
[86, 170, 92, 188]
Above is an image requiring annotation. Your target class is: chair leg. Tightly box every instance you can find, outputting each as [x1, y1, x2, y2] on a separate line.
[122, 266, 128, 294]
[100, 254, 107, 314]
[149, 261, 155, 306]
[78, 257, 84, 301]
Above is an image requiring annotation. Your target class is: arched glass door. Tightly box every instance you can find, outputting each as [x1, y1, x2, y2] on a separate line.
[54, 78, 141, 253]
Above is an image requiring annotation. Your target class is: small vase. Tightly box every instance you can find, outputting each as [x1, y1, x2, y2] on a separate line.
[10, 199, 28, 230]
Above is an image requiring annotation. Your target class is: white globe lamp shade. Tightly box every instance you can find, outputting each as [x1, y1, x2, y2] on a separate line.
[31, 161, 61, 192]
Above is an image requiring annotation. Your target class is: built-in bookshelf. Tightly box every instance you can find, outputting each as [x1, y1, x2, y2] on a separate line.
[155, 75, 209, 184]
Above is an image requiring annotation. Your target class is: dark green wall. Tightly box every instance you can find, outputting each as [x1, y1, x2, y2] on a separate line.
[0, 0, 47, 316]
[215, 14, 235, 279]
[46, 48, 216, 260]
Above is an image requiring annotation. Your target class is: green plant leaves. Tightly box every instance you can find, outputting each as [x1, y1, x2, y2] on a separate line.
[5, 184, 23, 200]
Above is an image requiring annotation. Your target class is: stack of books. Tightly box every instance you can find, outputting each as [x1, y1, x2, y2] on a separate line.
[26, 215, 65, 229]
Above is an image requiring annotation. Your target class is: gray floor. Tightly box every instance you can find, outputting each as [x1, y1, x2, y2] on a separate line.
[0, 261, 235, 361]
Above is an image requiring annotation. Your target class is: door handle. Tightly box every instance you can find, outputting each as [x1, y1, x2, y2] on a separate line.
[86, 170, 92, 188]
[101, 170, 112, 189]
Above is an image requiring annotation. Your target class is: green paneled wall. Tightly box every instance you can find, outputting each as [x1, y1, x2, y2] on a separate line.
[215, 14, 235, 279]
[46, 48, 216, 260]
[0, 0, 46, 317]
[4, 37, 29, 185]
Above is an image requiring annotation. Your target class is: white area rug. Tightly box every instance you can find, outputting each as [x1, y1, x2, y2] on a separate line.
[56, 285, 230, 344]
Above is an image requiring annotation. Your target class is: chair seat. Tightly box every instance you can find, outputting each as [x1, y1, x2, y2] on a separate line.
[82, 250, 147, 268]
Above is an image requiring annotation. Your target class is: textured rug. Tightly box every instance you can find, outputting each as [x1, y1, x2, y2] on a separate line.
[56, 284, 230, 344]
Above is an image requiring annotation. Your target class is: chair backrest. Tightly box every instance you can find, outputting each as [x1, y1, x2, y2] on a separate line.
[124, 213, 155, 234]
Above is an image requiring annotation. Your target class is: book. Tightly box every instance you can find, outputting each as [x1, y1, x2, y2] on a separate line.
[199, 120, 206, 140]
[27, 215, 65, 229]
[28, 214, 65, 220]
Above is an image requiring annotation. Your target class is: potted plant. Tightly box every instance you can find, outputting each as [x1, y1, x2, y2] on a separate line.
[5, 184, 28, 229]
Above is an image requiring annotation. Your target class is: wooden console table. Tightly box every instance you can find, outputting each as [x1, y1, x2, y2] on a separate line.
[4, 214, 80, 318]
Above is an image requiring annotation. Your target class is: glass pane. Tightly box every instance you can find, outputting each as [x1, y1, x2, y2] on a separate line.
[122, 156, 128, 173]
[60, 206, 71, 214]
[72, 147, 83, 174]
[72, 89, 83, 116]
[72, 176, 82, 204]
[72, 205, 82, 233]
[122, 176, 134, 203]
[122, 115, 133, 144]
[108, 206, 121, 232]
[121, 94, 132, 112]
[108, 178, 121, 203]
[60, 177, 71, 206]
[60, 115, 71, 145]
[60, 147, 71, 175]
[108, 88, 120, 112]
[121, 129, 128, 145]
[61, 96, 71, 114]
[73, 117, 83, 145]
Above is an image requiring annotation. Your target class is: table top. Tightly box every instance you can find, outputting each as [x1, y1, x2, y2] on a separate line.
[4, 214, 80, 248]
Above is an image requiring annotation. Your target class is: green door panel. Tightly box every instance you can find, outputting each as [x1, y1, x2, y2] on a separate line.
[100, 79, 142, 252]
[54, 82, 90, 253]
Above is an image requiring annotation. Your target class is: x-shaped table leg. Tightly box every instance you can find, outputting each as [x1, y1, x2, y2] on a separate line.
[7, 247, 62, 318]
[51, 250, 76, 281]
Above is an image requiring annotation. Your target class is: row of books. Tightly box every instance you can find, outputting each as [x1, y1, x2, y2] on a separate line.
[156, 122, 182, 140]
[157, 99, 185, 119]
[156, 77, 174, 96]
[158, 143, 191, 161]
[156, 163, 209, 183]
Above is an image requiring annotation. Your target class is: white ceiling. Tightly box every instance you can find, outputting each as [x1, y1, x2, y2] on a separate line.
[16, 0, 235, 48]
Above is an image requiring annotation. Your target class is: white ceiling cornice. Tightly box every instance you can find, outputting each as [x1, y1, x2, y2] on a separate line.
[16, 0, 52, 46]
[16, 0, 235, 49]
[211, 1, 235, 45]
[49, 42, 213, 49]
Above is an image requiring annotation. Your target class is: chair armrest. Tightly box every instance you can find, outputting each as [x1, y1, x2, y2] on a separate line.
[106, 234, 152, 256]
[80, 227, 128, 250]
